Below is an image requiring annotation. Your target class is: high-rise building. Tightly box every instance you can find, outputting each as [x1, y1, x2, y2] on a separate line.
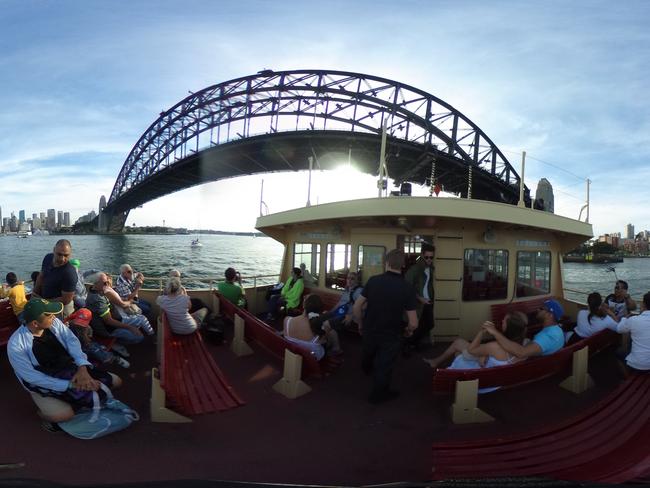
[2, 217, 8, 232]
[0, 205, 2, 232]
[47, 209, 56, 230]
[63, 212, 70, 227]
[627, 223, 635, 240]
[40, 212, 45, 221]
[535, 178, 554, 213]
[19, 210, 25, 224]
[32, 213, 37, 221]
[57, 211, 63, 228]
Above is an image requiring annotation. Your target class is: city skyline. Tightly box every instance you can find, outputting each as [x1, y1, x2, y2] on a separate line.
[1, 2, 649, 235]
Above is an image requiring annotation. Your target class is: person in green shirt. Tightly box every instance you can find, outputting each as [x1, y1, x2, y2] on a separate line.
[266, 267, 304, 320]
[217, 268, 247, 308]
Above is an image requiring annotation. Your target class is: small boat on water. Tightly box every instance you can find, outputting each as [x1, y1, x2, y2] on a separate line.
[190, 238, 203, 247]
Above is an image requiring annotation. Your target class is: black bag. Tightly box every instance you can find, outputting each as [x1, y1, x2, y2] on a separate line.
[202, 313, 225, 345]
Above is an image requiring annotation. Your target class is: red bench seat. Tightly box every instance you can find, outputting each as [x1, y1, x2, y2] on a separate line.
[160, 312, 244, 415]
[0, 300, 20, 346]
[216, 291, 326, 378]
[432, 374, 650, 483]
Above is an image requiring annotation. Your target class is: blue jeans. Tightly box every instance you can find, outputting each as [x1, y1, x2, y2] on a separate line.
[84, 341, 114, 365]
[110, 328, 144, 345]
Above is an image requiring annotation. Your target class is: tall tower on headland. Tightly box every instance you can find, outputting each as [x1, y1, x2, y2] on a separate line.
[97, 195, 107, 232]
[535, 178, 554, 213]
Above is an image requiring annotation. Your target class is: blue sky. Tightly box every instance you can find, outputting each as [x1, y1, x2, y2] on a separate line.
[1, 0, 649, 236]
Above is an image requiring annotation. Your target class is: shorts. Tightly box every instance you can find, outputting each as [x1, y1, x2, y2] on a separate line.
[29, 372, 119, 419]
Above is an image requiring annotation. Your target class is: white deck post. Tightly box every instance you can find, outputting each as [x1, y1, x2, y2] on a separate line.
[560, 346, 594, 394]
[273, 349, 312, 399]
[451, 379, 494, 424]
[230, 313, 253, 357]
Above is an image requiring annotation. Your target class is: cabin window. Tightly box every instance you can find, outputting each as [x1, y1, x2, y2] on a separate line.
[326, 243, 352, 290]
[462, 249, 509, 301]
[357, 245, 385, 283]
[293, 243, 321, 287]
[399, 235, 434, 270]
[516, 251, 551, 297]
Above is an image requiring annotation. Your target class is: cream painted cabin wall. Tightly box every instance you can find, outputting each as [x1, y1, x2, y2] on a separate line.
[278, 219, 572, 341]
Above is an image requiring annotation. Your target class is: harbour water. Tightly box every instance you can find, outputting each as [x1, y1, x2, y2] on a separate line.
[0, 234, 284, 289]
[1, 234, 648, 302]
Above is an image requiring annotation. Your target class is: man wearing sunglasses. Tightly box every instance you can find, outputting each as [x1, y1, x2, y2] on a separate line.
[404, 244, 435, 352]
[605, 280, 637, 319]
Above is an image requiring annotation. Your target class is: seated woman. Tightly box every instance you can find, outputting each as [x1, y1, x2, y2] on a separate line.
[424, 311, 528, 370]
[282, 294, 342, 359]
[266, 267, 304, 320]
[103, 275, 154, 335]
[566, 291, 619, 345]
[157, 277, 209, 335]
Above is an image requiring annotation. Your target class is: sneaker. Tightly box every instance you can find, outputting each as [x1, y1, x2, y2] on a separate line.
[111, 343, 130, 358]
[41, 420, 62, 433]
[114, 356, 130, 368]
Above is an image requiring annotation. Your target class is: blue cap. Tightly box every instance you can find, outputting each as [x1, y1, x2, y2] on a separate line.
[543, 299, 564, 322]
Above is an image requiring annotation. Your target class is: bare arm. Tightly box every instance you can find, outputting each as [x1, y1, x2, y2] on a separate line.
[105, 287, 132, 308]
[466, 325, 494, 357]
[405, 309, 418, 336]
[34, 273, 43, 296]
[482, 322, 542, 358]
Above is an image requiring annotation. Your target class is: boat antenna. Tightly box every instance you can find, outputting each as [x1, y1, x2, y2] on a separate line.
[307, 156, 313, 207]
[377, 119, 388, 198]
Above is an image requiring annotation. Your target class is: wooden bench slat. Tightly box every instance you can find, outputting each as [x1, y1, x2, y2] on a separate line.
[160, 313, 244, 416]
[432, 375, 650, 482]
[435, 381, 650, 476]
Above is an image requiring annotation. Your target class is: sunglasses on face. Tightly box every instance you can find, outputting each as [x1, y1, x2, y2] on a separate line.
[424, 256, 434, 260]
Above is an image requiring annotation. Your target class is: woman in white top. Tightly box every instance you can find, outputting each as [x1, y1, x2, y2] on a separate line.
[567, 292, 619, 345]
[424, 311, 528, 370]
[282, 294, 341, 360]
[157, 277, 208, 335]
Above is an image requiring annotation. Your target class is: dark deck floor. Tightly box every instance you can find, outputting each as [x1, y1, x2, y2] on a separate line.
[0, 325, 624, 486]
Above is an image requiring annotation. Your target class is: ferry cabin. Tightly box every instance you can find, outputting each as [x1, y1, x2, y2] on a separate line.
[256, 196, 593, 340]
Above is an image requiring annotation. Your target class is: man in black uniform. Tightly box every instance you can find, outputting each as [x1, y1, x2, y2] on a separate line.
[353, 249, 418, 404]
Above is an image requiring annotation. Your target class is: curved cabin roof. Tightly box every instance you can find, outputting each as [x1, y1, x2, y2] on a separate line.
[256, 196, 593, 243]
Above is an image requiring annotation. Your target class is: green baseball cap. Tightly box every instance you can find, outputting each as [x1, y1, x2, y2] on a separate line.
[23, 298, 64, 323]
[69, 259, 80, 268]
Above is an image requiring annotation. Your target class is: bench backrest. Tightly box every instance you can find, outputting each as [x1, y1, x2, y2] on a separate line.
[216, 292, 323, 378]
[0, 301, 20, 346]
[303, 288, 343, 312]
[490, 296, 549, 326]
[432, 329, 618, 393]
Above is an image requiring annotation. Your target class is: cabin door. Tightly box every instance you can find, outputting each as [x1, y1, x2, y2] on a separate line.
[433, 232, 463, 337]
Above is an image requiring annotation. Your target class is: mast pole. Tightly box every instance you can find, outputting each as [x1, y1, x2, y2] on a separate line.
[518, 151, 527, 208]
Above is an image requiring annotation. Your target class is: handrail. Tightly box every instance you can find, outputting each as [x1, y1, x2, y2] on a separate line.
[141, 273, 281, 291]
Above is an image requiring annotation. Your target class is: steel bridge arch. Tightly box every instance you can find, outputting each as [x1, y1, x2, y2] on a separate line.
[105, 69, 526, 229]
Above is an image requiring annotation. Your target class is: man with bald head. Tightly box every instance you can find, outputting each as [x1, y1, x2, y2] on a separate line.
[34, 239, 77, 317]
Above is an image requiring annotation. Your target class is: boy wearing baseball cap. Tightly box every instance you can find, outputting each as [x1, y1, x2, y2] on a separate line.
[483, 298, 566, 358]
[66, 308, 130, 369]
[7, 298, 122, 429]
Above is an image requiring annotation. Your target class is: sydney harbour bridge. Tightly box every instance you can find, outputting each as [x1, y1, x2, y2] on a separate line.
[94, 69, 528, 233]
